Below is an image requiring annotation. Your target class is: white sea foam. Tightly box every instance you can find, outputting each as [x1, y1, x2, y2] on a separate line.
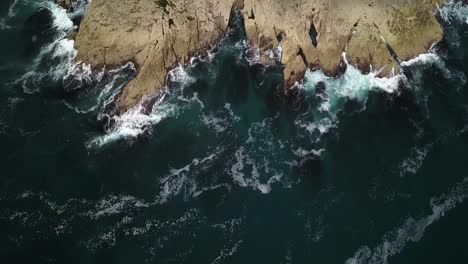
[64, 62, 134, 114]
[210, 240, 243, 264]
[0, 0, 21, 30]
[51, 38, 77, 78]
[295, 116, 335, 141]
[438, 1, 468, 25]
[7, 0, 20, 17]
[64, 62, 94, 88]
[242, 40, 261, 65]
[272, 44, 283, 61]
[230, 147, 248, 187]
[90, 195, 150, 220]
[401, 52, 466, 103]
[0, 18, 11, 30]
[68, 0, 92, 21]
[156, 148, 223, 203]
[303, 61, 401, 113]
[202, 114, 229, 133]
[15, 38, 77, 93]
[292, 147, 324, 158]
[202, 103, 241, 133]
[345, 177, 468, 264]
[224, 103, 241, 121]
[7, 97, 24, 110]
[49, 3, 74, 32]
[229, 146, 284, 194]
[14, 2, 76, 93]
[296, 53, 402, 141]
[230, 114, 297, 193]
[4, 191, 154, 240]
[401, 53, 452, 81]
[89, 64, 200, 148]
[168, 64, 196, 87]
[87, 97, 177, 148]
[401, 53, 441, 68]
[399, 143, 433, 177]
[4, 190, 209, 253]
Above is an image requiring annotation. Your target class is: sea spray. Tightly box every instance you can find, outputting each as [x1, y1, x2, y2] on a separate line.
[295, 53, 404, 144]
[438, 1, 468, 26]
[87, 64, 202, 148]
[90, 97, 176, 148]
[13, 2, 74, 92]
[63, 62, 136, 114]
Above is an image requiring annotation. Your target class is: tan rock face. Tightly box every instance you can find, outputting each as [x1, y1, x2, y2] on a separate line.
[76, 0, 237, 111]
[241, 0, 445, 83]
[75, 0, 445, 112]
[56, 0, 73, 9]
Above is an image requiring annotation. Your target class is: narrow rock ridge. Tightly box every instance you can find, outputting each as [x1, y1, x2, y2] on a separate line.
[74, 0, 445, 112]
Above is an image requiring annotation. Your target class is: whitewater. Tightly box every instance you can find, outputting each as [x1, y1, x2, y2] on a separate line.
[2, 0, 468, 263]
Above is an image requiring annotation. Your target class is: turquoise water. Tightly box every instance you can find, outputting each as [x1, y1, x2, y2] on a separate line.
[2, 1, 468, 263]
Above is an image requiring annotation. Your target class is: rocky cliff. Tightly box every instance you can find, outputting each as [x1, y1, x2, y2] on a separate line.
[74, 0, 445, 112]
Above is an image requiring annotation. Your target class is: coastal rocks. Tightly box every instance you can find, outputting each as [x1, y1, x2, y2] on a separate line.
[74, 0, 446, 112]
[241, 0, 445, 85]
[75, 0, 237, 112]
[56, 0, 89, 25]
[56, 0, 73, 10]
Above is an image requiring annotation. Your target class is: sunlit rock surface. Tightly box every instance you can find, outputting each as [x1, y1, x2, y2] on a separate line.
[75, 0, 445, 111]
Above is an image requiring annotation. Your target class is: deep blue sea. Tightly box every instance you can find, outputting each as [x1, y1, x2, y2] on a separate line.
[2, 1, 468, 263]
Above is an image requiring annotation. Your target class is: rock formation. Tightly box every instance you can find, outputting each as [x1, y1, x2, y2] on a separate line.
[56, 0, 73, 9]
[74, 0, 445, 112]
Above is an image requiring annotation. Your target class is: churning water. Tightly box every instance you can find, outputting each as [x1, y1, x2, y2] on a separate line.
[1, 1, 468, 263]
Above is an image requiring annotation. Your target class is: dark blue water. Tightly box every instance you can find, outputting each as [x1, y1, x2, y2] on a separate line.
[2, 1, 468, 263]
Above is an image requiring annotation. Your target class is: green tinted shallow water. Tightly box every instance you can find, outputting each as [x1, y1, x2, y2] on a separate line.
[1, 1, 468, 263]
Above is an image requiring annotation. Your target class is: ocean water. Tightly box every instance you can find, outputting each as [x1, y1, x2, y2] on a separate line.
[1, 0, 468, 263]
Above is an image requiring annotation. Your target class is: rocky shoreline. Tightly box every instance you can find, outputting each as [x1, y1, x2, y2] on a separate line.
[67, 0, 446, 112]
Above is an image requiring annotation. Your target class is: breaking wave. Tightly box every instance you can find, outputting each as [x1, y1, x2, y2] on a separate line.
[14, 2, 75, 93]
[438, 1, 468, 26]
[295, 52, 403, 142]
[86, 42, 460, 197]
[63, 62, 136, 114]
[86, 65, 198, 149]
[87, 95, 178, 148]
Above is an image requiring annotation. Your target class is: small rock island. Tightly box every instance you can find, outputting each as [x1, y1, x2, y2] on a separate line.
[72, 0, 445, 112]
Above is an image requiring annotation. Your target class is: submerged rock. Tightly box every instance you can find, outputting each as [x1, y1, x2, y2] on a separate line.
[74, 0, 446, 112]
[56, 0, 73, 10]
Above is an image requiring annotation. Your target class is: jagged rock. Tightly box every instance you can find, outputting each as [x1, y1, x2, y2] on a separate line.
[75, 0, 238, 111]
[56, 0, 73, 10]
[66, 30, 78, 41]
[240, 0, 444, 81]
[75, 0, 445, 112]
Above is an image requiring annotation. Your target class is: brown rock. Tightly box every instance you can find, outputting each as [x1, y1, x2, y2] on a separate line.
[76, 0, 235, 111]
[56, 0, 73, 9]
[75, 0, 446, 112]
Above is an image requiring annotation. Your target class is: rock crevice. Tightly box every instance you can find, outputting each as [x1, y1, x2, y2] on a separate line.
[74, 0, 446, 111]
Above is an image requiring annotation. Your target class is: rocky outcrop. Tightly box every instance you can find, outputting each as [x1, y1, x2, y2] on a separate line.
[75, 0, 240, 111]
[241, 0, 445, 86]
[74, 0, 445, 112]
[56, 0, 73, 9]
